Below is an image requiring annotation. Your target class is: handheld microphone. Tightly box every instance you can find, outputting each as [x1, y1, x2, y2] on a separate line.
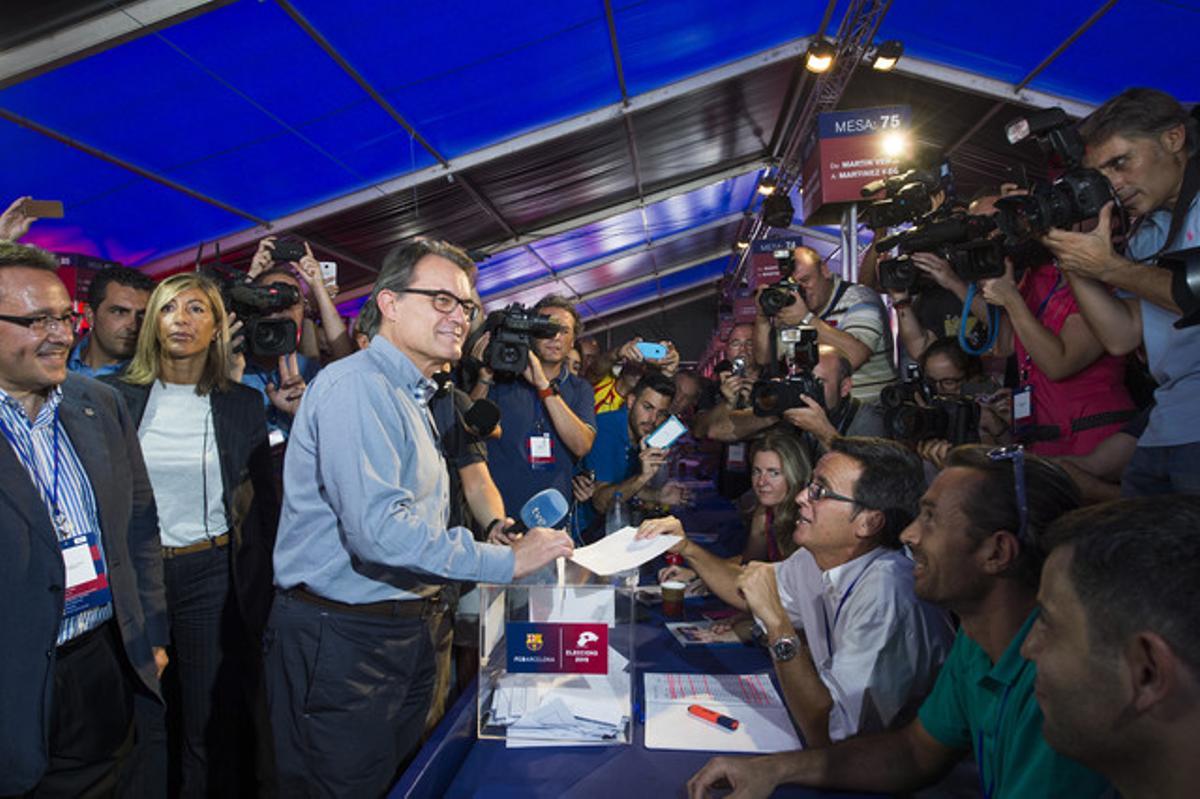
[456, 391, 499, 436]
[508, 488, 569, 534]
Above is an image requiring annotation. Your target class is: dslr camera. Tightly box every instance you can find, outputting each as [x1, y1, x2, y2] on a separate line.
[994, 108, 1115, 241]
[757, 247, 802, 317]
[208, 265, 300, 357]
[480, 303, 563, 375]
[880, 365, 980, 444]
[750, 327, 824, 417]
[861, 166, 946, 229]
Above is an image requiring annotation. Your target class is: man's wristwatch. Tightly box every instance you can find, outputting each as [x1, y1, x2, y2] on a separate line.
[769, 634, 800, 662]
[537, 383, 559, 400]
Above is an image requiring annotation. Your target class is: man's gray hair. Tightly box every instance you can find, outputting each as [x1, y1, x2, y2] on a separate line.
[371, 239, 476, 300]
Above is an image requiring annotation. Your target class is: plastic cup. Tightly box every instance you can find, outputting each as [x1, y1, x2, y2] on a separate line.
[661, 580, 686, 619]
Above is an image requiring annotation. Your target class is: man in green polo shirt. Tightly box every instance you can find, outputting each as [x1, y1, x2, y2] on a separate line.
[685, 445, 1112, 799]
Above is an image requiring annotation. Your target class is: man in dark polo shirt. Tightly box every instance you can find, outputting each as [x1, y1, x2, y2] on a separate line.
[481, 294, 596, 514]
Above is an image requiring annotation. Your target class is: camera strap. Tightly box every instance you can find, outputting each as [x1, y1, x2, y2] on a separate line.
[1154, 153, 1200, 258]
[819, 277, 853, 321]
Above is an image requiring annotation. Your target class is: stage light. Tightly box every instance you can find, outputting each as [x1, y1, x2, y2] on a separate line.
[880, 131, 909, 158]
[763, 194, 795, 228]
[735, 239, 750, 251]
[757, 175, 777, 196]
[870, 40, 904, 71]
[805, 38, 835, 74]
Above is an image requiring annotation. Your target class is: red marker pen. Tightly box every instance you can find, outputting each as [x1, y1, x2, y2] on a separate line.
[688, 704, 740, 730]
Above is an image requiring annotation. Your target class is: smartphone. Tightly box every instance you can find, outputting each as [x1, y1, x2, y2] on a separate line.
[21, 199, 64, 219]
[645, 415, 687, 450]
[319, 260, 338, 292]
[635, 341, 668, 360]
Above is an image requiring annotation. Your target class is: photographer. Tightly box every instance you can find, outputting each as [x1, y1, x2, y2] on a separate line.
[888, 250, 991, 359]
[480, 294, 597, 514]
[1039, 89, 1199, 493]
[975, 190, 1135, 457]
[590, 335, 680, 413]
[753, 246, 896, 401]
[779, 344, 886, 460]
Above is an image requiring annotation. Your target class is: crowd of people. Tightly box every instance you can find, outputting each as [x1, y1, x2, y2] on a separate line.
[1, 86, 1198, 799]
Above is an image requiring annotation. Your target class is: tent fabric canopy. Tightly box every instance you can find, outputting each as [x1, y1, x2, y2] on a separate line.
[1, 0, 1191, 323]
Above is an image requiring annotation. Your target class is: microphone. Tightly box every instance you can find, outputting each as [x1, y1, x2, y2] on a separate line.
[461, 397, 500, 438]
[508, 488, 569, 534]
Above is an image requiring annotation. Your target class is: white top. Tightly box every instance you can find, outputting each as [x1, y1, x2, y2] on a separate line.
[138, 381, 228, 548]
[771, 547, 954, 741]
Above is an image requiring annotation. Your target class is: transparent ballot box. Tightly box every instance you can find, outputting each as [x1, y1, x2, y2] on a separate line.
[477, 574, 634, 746]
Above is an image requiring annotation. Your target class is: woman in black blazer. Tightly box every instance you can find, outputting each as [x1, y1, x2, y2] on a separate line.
[103, 272, 277, 797]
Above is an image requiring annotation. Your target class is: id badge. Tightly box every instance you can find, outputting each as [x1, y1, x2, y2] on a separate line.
[527, 433, 556, 470]
[1013, 385, 1033, 423]
[726, 442, 747, 471]
[61, 531, 112, 616]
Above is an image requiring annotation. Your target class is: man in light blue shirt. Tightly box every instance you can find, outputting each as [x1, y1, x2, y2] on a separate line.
[66, 265, 154, 379]
[1043, 87, 1200, 495]
[265, 239, 573, 796]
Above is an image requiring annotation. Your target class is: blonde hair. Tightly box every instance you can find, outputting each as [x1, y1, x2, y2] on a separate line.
[123, 272, 232, 394]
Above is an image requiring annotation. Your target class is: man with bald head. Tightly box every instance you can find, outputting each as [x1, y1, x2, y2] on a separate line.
[755, 245, 896, 401]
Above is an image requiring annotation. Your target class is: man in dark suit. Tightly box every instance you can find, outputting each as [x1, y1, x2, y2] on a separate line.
[0, 241, 167, 796]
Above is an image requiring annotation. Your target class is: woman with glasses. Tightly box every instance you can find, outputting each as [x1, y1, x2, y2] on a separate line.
[659, 430, 810, 587]
[102, 273, 277, 796]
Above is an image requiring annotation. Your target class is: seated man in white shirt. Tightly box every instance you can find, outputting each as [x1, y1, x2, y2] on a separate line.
[638, 436, 954, 746]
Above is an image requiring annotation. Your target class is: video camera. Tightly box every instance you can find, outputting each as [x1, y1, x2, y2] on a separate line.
[861, 166, 947, 229]
[994, 108, 1115, 241]
[880, 365, 980, 444]
[757, 247, 802, 316]
[749, 327, 824, 417]
[876, 211, 1007, 292]
[207, 265, 300, 357]
[480, 303, 563, 375]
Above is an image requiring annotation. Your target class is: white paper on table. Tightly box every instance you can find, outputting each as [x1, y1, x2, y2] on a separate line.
[643, 672, 802, 754]
[569, 526, 683, 576]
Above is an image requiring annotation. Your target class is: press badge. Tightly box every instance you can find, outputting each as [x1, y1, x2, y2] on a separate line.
[1013, 386, 1033, 423]
[61, 532, 112, 616]
[726, 442, 747, 470]
[527, 433, 555, 469]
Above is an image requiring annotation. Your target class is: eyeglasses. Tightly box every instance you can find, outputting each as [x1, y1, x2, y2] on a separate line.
[803, 480, 859, 507]
[987, 445, 1029, 544]
[0, 311, 80, 335]
[929, 375, 964, 393]
[393, 288, 479, 322]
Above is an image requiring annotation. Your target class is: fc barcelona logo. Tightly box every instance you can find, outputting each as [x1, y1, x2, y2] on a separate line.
[526, 633, 544, 652]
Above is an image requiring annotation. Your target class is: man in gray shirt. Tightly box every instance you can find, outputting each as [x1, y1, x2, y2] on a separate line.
[265, 239, 573, 795]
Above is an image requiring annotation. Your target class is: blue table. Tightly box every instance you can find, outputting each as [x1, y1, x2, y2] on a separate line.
[391, 600, 889, 799]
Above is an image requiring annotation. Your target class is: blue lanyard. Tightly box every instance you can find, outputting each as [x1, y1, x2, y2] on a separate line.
[820, 552, 883, 656]
[0, 406, 64, 526]
[974, 682, 1015, 799]
[1032, 273, 1064, 321]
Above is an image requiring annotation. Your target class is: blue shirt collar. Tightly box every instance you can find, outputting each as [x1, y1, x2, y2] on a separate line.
[0, 383, 63, 427]
[367, 335, 439, 404]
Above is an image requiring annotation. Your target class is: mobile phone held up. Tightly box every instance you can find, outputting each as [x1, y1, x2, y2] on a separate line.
[645, 415, 687, 450]
[635, 341, 668, 360]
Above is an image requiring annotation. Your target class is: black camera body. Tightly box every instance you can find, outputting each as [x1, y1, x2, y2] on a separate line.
[995, 107, 1115, 241]
[879, 254, 938, 294]
[752, 327, 822, 417]
[878, 211, 1004, 290]
[209, 267, 300, 358]
[271, 239, 306, 262]
[863, 181, 934, 229]
[481, 304, 562, 376]
[881, 365, 979, 444]
[758, 278, 801, 316]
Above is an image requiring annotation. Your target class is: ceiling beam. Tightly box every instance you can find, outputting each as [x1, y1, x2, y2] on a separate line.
[139, 37, 808, 276]
[892, 55, 1096, 120]
[0, 0, 233, 89]
[583, 279, 719, 329]
[481, 211, 744, 304]
[577, 250, 726, 303]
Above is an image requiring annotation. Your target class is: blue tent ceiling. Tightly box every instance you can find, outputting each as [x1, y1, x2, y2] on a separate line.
[1, 0, 1193, 327]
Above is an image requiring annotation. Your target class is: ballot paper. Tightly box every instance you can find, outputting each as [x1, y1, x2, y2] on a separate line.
[489, 646, 632, 748]
[569, 526, 683, 576]
[643, 672, 803, 753]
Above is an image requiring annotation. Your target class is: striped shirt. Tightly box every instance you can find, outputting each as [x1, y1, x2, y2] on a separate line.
[817, 276, 897, 402]
[0, 386, 111, 644]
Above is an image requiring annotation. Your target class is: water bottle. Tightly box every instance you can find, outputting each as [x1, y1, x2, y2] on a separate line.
[605, 492, 639, 590]
[605, 491, 628, 536]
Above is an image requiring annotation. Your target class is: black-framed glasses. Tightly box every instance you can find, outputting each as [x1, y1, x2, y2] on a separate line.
[987, 445, 1029, 544]
[392, 288, 479, 322]
[0, 311, 80, 335]
[803, 480, 859, 507]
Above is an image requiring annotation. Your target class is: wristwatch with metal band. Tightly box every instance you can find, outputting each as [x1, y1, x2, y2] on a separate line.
[769, 634, 800, 662]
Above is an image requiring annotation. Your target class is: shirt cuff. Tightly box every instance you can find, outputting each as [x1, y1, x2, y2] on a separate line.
[476, 539, 517, 584]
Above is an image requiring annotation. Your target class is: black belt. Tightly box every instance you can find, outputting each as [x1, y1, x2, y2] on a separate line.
[285, 586, 444, 619]
[1020, 409, 1138, 443]
[56, 619, 114, 657]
